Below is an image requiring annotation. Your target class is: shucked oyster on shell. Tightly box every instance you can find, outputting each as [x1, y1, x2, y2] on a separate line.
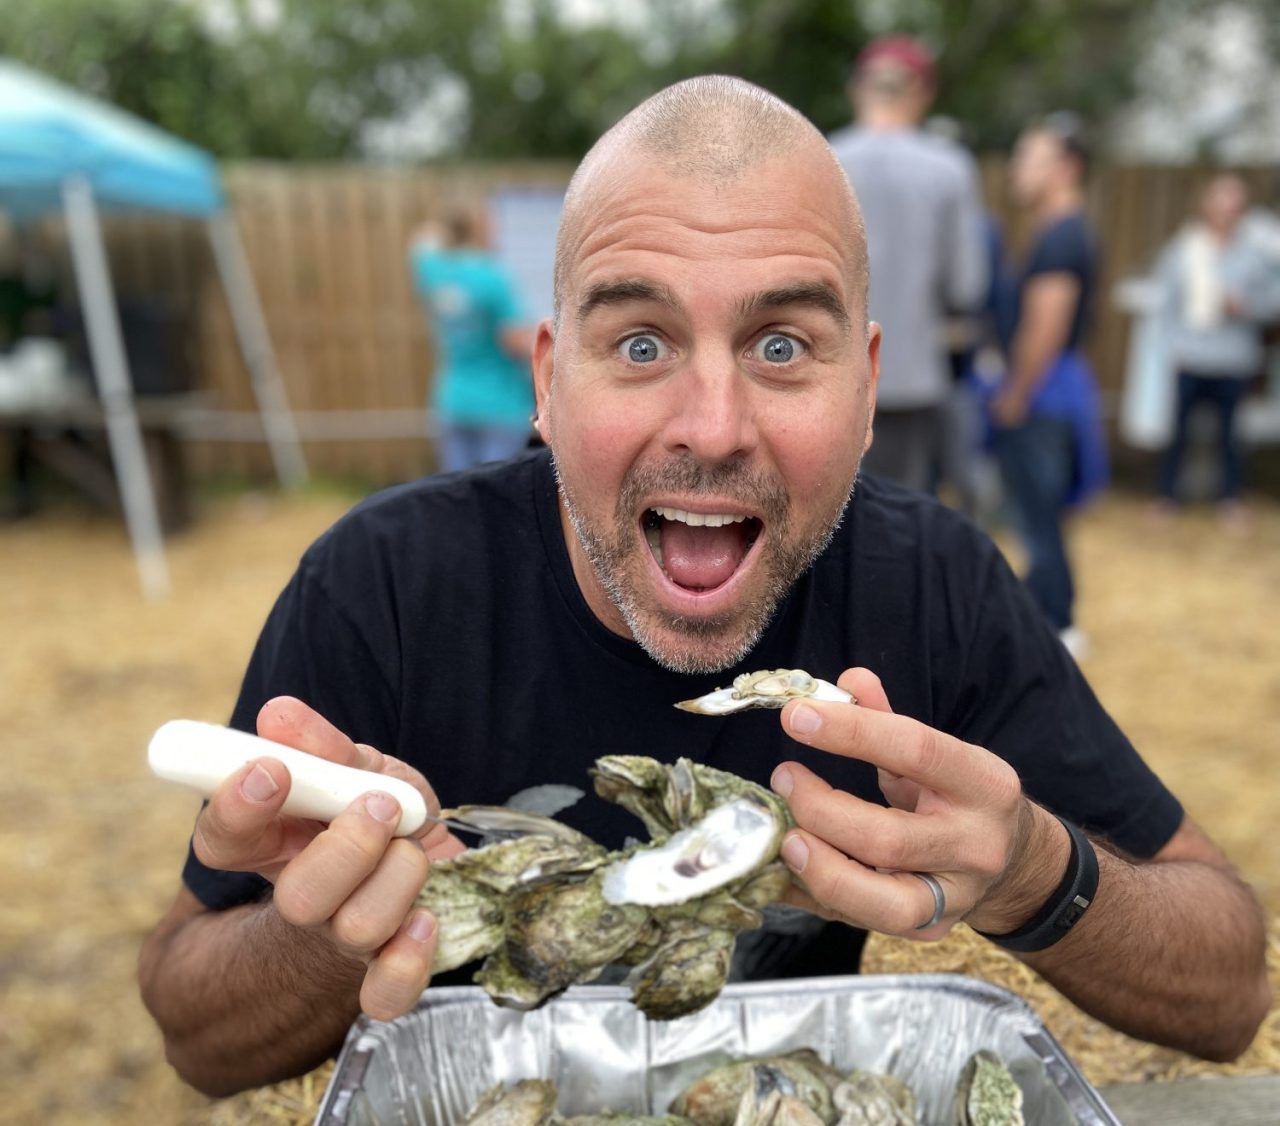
[675, 669, 854, 716]
[416, 755, 794, 1019]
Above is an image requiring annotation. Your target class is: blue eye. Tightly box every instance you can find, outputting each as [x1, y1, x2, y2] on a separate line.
[621, 334, 664, 363]
[757, 333, 800, 363]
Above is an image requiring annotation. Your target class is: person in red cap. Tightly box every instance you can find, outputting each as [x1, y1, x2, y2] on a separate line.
[829, 36, 988, 496]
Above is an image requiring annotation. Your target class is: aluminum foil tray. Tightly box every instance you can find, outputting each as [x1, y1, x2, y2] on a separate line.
[315, 974, 1121, 1126]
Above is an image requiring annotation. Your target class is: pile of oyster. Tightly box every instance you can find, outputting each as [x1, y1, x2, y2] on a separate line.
[458, 1047, 1025, 1126]
[416, 753, 794, 1019]
[416, 670, 852, 1020]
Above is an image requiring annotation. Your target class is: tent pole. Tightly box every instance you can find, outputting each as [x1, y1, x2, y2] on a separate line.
[207, 211, 307, 487]
[61, 175, 171, 601]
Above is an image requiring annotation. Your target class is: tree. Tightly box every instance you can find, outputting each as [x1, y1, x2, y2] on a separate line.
[1, 0, 1274, 161]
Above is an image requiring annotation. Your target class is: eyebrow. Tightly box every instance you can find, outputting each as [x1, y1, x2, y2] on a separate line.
[576, 279, 680, 324]
[738, 282, 852, 331]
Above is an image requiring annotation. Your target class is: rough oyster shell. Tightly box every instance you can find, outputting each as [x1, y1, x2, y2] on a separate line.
[951, 1051, 1023, 1126]
[670, 1051, 838, 1126]
[832, 1071, 918, 1126]
[476, 870, 652, 1009]
[417, 820, 608, 974]
[731, 1066, 828, 1126]
[462, 1080, 559, 1126]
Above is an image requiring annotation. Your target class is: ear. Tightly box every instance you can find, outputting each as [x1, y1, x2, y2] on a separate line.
[532, 319, 556, 442]
[862, 321, 881, 454]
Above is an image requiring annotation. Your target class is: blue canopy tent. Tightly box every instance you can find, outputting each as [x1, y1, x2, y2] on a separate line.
[0, 60, 306, 598]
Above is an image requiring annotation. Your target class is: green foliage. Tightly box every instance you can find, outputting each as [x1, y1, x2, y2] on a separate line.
[0, 0, 1273, 160]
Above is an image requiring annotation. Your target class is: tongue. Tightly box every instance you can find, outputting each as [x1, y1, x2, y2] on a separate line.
[661, 519, 751, 590]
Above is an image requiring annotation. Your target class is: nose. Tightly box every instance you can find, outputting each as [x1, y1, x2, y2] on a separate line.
[661, 348, 759, 464]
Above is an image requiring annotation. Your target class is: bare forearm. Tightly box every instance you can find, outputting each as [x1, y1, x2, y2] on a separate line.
[1024, 846, 1270, 1061]
[140, 899, 364, 1096]
[1006, 324, 1063, 397]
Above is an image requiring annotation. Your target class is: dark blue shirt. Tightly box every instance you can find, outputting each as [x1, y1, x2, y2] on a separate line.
[1020, 211, 1096, 353]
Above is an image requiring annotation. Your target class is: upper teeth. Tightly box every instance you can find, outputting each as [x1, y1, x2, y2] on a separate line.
[652, 507, 749, 528]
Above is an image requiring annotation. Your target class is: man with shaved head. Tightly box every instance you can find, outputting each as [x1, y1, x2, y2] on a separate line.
[141, 78, 1267, 1096]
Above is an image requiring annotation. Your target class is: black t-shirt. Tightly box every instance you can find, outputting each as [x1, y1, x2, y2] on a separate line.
[1019, 211, 1096, 352]
[183, 449, 1181, 978]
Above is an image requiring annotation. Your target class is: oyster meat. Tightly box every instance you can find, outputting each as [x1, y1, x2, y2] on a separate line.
[952, 1051, 1024, 1126]
[675, 669, 854, 716]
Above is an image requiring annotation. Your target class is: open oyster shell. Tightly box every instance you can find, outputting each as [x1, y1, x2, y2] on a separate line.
[675, 669, 854, 716]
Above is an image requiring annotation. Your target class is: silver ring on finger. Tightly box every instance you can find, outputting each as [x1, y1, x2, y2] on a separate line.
[911, 872, 946, 931]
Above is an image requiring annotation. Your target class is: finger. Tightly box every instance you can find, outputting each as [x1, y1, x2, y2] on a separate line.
[779, 829, 959, 939]
[273, 792, 402, 928]
[351, 741, 447, 845]
[836, 668, 893, 713]
[257, 696, 363, 767]
[427, 830, 469, 863]
[771, 761, 962, 873]
[778, 882, 840, 923]
[258, 698, 445, 843]
[193, 757, 317, 875]
[833, 671, 923, 808]
[779, 696, 1015, 805]
[328, 838, 430, 958]
[360, 910, 437, 1022]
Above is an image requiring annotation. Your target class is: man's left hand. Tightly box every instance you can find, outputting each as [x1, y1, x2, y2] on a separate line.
[770, 668, 1070, 938]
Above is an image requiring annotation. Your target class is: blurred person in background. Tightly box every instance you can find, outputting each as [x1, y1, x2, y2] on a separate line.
[139, 78, 1268, 1098]
[0, 224, 59, 518]
[1151, 173, 1280, 525]
[409, 207, 535, 473]
[829, 36, 988, 494]
[991, 113, 1107, 659]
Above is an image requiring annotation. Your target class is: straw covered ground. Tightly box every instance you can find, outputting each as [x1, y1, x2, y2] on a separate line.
[2, 483, 1278, 1125]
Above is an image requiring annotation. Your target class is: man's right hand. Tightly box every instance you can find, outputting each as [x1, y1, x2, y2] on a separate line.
[191, 696, 465, 1020]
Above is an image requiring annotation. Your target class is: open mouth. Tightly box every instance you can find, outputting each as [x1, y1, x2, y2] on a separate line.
[642, 506, 763, 593]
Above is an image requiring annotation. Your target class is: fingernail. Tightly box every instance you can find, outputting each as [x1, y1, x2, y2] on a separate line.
[366, 792, 399, 823]
[781, 834, 809, 873]
[771, 766, 794, 798]
[789, 704, 821, 736]
[241, 763, 279, 802]
[407, 911, 436, 943]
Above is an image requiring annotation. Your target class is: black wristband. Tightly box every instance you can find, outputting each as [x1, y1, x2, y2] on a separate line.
[975, 816, 1098, 953]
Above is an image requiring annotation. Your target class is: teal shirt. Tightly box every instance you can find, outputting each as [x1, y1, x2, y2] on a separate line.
[410, 244, 533, 426]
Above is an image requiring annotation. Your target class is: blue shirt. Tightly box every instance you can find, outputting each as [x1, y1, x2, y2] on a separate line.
[409, 244, 533, 427]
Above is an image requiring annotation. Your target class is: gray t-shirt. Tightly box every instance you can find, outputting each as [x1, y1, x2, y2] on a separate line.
[829, 126, 988, 409]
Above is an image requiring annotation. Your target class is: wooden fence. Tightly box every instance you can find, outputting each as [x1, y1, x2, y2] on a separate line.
[47, 160, 1278, 482]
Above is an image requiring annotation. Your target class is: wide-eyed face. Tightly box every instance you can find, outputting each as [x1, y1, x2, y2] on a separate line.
[533, 149, 879, 674]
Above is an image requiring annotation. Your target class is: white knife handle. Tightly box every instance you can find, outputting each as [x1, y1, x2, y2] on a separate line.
[148, 719, 428, 837]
